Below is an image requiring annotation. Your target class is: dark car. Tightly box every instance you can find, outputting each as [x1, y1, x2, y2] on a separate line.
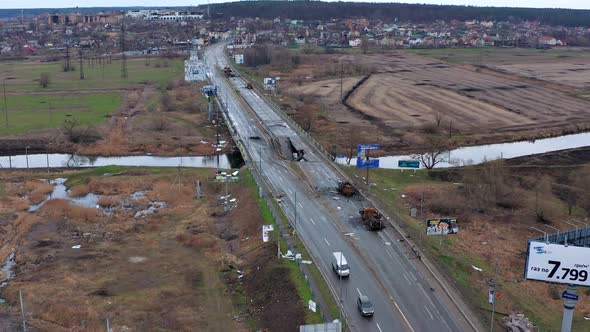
[357, 295, 375, 317]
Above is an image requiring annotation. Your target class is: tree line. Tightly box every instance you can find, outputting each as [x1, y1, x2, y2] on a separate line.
[209, 2, 590, 27]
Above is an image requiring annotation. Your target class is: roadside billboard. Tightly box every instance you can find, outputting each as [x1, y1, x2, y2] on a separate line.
[356, 144, 380, 169]
[525, 241, 590, 287]
[184, 60, 207, 82]
[426, 218, 459, 235]
[234, 54, 244, 64]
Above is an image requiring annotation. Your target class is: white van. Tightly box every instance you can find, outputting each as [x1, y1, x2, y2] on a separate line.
[332, 252, 350, 277]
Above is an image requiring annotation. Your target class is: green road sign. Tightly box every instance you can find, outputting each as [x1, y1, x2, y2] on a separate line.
[398, 160, 420, 168]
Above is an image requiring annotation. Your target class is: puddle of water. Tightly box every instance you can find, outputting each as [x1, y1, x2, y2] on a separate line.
[1, 252, 15, 283]
[28, 178, 100, 212]
[336, 132, 590, 169]
[0, 153, 233, 169]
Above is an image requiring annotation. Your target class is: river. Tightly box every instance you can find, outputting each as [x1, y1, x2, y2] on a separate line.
[336, 132, 590, 169]
[0, 153, 240, 170]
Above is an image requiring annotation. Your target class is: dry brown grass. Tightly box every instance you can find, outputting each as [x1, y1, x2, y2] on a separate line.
[176, 233, 218, 251]
[68, 184, 90, 197]
[40, 199, 98, 222]
[97, 196, 116, 208]
[147, 181, 194, 207]
[24, 181, 54, 205]
[38, 302, 95, 329]
[87, 177, 146, 196]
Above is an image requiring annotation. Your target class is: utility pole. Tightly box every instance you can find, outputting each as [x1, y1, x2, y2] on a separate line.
[338, 252, 343, 324]
[3, 79, 7, 128]
[79, 49, 84, 80]
[294, 191, 297, 233]
[339, 61, 343, 101]
[19, 289, 26, 331]
[65, 44, 71, 72]
[561, 284, 578, 332]
[489, 259, 498, 332]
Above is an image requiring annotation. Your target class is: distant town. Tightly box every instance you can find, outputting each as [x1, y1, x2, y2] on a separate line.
[1, 7, 589, 58]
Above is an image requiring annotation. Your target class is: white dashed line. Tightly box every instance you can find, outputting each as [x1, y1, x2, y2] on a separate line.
[424, 306, 434, 320]
[324, 238, 330, 246]
[403, 274, 412, 285]
[310, 218, 316, 225]
[376, 323, 383, 332]
[394, 301, 415, 332]
[298, 202, 303, 209]
[356, 288, 362, 296]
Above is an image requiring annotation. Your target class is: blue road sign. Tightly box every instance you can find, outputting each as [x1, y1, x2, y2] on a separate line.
[562, 291, 579, 301]
[357, 145, 380, 169]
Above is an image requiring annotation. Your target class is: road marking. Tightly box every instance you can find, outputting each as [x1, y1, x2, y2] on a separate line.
[424, 306, 434, 320]
[287, 188, 292, 194]
[419, 284, 436, 308]
[376, 323, 383, 332]
[298, 202, 303, 209]
[386, 250, 394, 259]
[403, 274, 412, 285]
[441, 315, 453, 332]
[310, 218, 316, 225]
[356, 288, 362, 296]
[394, 301, 415, 332]
[324, 238, 330, 246]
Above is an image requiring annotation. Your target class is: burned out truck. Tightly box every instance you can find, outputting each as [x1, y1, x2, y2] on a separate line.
[337, 181, 357, 196]
[359, 207, 385, 231]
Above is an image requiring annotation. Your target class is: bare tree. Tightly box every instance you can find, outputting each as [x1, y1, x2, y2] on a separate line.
[435, 112, 443, 127]
[39, 73, 51, 88]
[62, 117, 82, 142]
[412, 135, 453, 169]
[361, 35, 369, 54]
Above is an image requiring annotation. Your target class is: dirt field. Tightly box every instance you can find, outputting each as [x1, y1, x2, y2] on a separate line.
[496, 62, 590, 89]
[0, 167, 305, 331]
[407, 48, 590, 91]
[280, 50, 590, 154]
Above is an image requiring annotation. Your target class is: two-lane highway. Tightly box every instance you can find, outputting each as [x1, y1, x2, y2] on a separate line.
[205, 42, 474, 332]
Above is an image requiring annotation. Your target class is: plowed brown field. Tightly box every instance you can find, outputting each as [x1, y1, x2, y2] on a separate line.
[287, 52, 590, 153]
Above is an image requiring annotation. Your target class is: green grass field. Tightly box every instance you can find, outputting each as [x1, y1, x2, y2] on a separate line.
[0, 92, 121, 135]
[0, 58, 183, 92]
[404, 47, 590, 64]
[0, 57, 183, 135]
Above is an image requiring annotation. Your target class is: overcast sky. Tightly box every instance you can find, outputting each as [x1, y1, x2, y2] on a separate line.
[0, 0, 588, 10]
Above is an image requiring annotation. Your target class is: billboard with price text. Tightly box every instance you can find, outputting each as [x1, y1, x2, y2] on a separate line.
[525, 241, 590, 286]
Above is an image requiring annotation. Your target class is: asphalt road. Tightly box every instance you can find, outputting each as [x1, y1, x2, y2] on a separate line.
[205, 43, 471, 332]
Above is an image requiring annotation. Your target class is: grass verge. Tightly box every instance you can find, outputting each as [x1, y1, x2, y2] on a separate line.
[243, 169, 338, 324]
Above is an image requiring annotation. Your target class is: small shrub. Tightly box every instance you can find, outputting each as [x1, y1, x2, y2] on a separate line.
[40, 199, 97, 222]
[39, 72, 51, 88]
[160, 92, 176, 112]
[98, 196, 116, 208]
[69, 184, 90, 197]
[149, 116, 169, 131]
[421, 123, 440, 134]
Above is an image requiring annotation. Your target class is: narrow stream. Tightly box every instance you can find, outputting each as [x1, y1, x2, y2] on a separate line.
[0, 152, 242, 169]
[336, 132, 590, 169]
